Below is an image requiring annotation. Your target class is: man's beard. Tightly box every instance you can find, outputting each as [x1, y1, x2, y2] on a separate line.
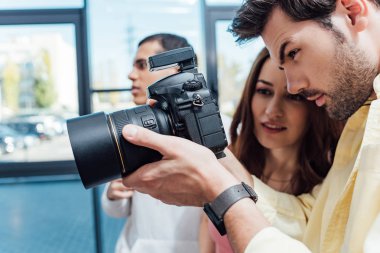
[325, 40, 377, 120]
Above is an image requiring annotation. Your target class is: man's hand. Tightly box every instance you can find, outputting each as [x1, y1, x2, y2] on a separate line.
[121, 124, 240, 206]
[106, 179, 134, 201]
[121, 125, 273, 253]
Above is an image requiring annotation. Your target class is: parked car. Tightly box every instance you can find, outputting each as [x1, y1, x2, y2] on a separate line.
[0, 124, 27, 154]
[6, 121, 48, 140]
[6, 114, 67, 140]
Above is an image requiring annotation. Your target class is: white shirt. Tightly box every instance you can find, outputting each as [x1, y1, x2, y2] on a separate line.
[102, 184, 201, 253]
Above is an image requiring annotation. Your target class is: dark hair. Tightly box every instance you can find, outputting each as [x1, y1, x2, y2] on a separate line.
[138, 33, 191, 52]
[229, 47, 344, 195]
[138, 33, 197, 64]
[229, 0, 380, 44]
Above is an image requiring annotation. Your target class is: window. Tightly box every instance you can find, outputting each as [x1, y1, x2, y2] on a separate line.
[215, 20, 264, 116]
[87, 2, 205, 250]
[0, 24, 78, 162]
[206, 0, 243, 6]
[0, 0, 84, 10]
[87, 0, 204, 112]
[0, 7, 89, 175]
[204, 5, 265, 116]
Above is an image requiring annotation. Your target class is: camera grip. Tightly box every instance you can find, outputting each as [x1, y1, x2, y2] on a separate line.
[184, 113, 202, 145]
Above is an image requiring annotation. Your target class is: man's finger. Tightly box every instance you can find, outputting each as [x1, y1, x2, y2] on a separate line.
[122, 158, 167, 189]
[147, 99, 157, 107]
[122, 124, 192, 156]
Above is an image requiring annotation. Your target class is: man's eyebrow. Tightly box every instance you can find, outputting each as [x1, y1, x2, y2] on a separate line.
[257, 79, 273, 86]
[279, 40, 290, 65]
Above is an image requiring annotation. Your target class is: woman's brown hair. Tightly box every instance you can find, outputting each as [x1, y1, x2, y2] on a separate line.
[229, 47, 344, 195]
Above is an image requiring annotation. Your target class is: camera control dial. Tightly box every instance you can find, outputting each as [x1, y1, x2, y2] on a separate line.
[183, 80, 203, 91]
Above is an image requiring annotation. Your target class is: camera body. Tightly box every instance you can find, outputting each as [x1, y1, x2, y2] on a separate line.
[67, 47, 227, 189]
[147, 47, 227, 157]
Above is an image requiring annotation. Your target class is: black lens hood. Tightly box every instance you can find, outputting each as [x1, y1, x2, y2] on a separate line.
[67, 112, 122, 189]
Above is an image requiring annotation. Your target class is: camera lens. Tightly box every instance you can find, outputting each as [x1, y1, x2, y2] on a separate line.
[67, 105, 171, 189]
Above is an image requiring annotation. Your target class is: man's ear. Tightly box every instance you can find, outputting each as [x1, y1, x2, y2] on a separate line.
[340, 0, 369, 31]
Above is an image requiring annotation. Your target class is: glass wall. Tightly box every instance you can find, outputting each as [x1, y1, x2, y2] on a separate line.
[87, 0, 204, 112]
[0, 0, 84, 10]
[0, 1, 261, 253]
[0, 5, 95, 253]
[215, 21, 264, 116]
[203, 5, 265, 117]
[0, 24, 78, 162]
[206, 0, 243, 6]
[87, 1, 205, 251]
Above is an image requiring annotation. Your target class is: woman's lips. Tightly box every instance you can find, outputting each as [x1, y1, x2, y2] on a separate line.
[261, 122, 286, 133]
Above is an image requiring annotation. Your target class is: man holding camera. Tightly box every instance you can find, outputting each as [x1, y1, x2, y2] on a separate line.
[120, 0, 380, 253]
[101, 33, 202, 253]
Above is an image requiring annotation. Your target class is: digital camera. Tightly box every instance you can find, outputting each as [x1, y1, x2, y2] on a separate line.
[67, 47, 227, 189]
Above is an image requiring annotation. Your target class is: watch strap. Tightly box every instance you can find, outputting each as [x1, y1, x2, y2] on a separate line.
[203, 182, 258, 235]
[211, 183, 256, 218]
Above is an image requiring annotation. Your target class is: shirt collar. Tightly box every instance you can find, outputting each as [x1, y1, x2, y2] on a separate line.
[363, 74, 380, 106]
[374, 74, 380, 99]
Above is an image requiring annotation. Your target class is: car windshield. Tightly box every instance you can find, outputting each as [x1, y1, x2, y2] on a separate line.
[0, 125, 21, 136]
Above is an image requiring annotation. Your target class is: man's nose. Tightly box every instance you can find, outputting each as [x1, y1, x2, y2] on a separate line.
[128, 69, 138, 81]
[285, 70, 308, 94]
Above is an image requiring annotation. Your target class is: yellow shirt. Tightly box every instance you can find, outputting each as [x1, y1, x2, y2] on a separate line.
[246, 75, 380, 253]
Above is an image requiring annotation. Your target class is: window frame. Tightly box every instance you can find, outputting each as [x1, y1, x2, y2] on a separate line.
[203, 4, 240, 101]
[0, 6, 106, 253]
[0, 7, 91, 177]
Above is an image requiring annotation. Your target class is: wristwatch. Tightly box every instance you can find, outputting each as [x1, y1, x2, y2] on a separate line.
[203, 182, 258, 236]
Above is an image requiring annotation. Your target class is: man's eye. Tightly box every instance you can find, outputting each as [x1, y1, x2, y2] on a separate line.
[256, 89, 272, 95]
[287, 49, 300, 60]
[133, 59, 148, 70]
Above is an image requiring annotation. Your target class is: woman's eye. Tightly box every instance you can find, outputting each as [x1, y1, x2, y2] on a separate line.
[287, 94, 305, 101]
[256, 88, 272, 95]
[287, 49, 300, 60]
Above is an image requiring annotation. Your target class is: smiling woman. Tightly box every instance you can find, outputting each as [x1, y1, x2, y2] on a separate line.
[251, 59, 309, 161]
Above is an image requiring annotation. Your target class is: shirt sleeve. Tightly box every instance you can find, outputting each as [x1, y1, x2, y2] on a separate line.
[253, 175, 320, 240]
[101, 183, 131, 218]
[245, 227, 311, 253]
[364, 213, 380, 253]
